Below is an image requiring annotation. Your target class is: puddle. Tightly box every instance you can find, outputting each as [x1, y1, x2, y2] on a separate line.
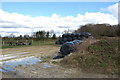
[0, 52, 32, 61]
[0, 56, 42, 72]
[0, 52, 28, 58]
[0, 56, 16, 61]
[0, 69, 7, 72]
[0, 52, 55, 73]
[2, 66, 15, 72]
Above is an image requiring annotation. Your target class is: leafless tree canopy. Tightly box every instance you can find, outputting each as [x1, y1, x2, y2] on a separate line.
[75, 24, 120, 37]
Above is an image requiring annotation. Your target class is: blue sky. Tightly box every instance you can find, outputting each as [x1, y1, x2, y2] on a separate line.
[2, 2, 116, 17]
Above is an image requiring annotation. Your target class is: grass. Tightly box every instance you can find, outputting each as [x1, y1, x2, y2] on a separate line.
[2, 39, 57, 49]
[60, 38, 119, 75]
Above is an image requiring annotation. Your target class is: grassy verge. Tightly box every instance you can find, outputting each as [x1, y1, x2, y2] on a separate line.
[2, 39, 56, 49]
[60, 38, 119, 75]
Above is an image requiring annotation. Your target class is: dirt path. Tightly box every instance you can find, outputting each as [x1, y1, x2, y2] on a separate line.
[1, 45, 61, 78]
[1, 40, 117, 78]
[2, 45, 59, 57]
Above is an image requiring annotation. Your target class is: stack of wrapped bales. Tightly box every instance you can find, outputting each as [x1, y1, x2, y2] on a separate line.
[56, 32, 91, 45]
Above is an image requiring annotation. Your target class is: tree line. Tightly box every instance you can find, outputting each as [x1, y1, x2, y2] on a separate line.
[2, 30, 57, 41]
[32, 31, 56, 40]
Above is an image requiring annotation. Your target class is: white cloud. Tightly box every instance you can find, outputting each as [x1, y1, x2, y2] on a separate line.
[101, 3, 118, 18]
[0, 9, 118, 37]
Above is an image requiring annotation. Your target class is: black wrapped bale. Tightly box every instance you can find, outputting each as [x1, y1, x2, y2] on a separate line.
[76, 33, 81, 37]
[62, 37, 68, 42]
[67, 37, 73, 41]
[59, 40, 82, 56]
[56, 38, 63, 44]
[62, 33, 70, 38]
[63, 41, 67, 44]
[73, 37, 77, 40]
[59, 41, 62, 45]
[78, 37, 83, 40]
[53, 39, 83, 59]
[70, 33, 75, 37]
[76, 33, 80, 37]
[81, 32, 91, 38]
[60, 42, 75, 56]
[66, 33, 71, 37]
[62, 41, 65, 44]
[72, 40, 81, 49]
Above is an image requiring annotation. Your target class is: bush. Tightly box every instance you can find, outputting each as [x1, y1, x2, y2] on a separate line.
[75, 24, 119, 37]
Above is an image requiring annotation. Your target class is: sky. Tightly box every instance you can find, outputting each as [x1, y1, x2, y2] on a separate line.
[0, 2, 119, 37]
[2, 2, 116, 17]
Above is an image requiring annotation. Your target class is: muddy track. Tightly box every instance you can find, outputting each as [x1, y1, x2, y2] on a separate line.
[1, 40, 118, 78]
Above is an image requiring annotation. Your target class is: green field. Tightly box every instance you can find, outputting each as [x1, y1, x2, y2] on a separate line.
[1, 39, 57, 49]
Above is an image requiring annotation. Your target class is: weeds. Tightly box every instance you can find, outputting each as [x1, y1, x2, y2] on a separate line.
[88, 45, 102, 52]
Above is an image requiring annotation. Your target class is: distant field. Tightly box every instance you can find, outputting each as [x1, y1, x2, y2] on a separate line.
[1, 39, 57, 49]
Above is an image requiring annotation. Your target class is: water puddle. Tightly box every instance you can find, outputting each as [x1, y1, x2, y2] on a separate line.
[0, 56, 16, 61]
[0, 52, 28, 58]
[0, 52, 29, 61]
[0, 52, 56, 73]
[0, 68, 7, 72]
[0, 55, 42, 72]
